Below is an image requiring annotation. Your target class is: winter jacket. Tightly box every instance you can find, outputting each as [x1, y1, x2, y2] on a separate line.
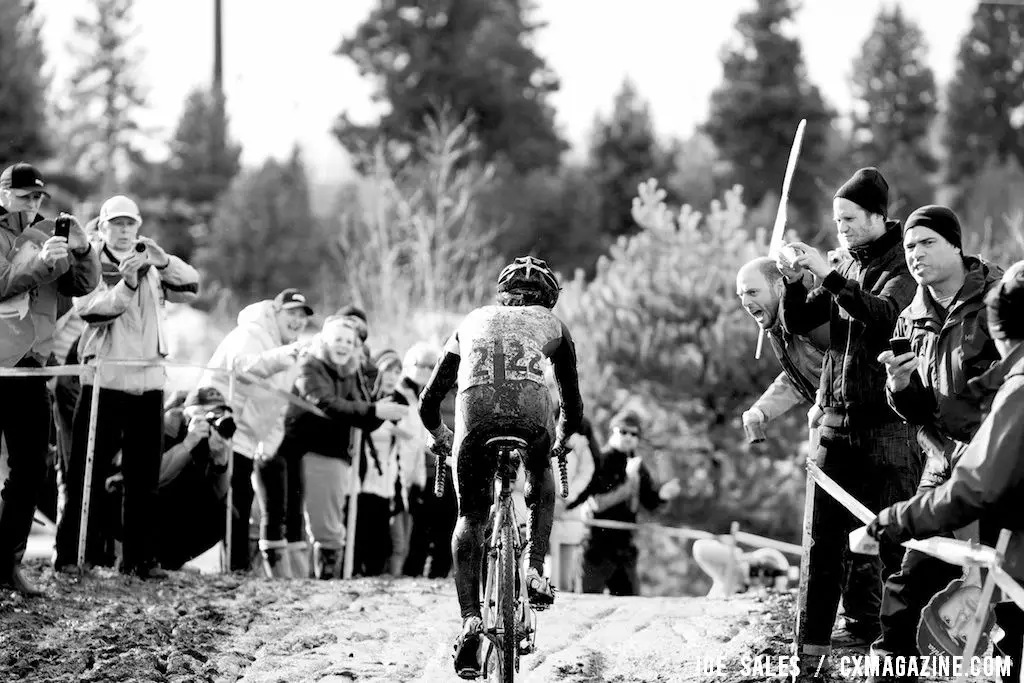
[0, 209, 101, 366]
[754, 320, 829, 421]
[277, 348, 383, 461]
[199, 301, 302, 459]
[75, 240, 199, 393]
[886, 343, 1024, 580]
[887, 256, 1003, 447]
[780, 221, 916, 424]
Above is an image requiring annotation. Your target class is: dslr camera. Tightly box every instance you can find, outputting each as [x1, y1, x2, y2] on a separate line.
[204, 406, 237, 440]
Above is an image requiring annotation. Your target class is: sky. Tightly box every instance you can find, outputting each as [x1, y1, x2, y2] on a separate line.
[38, 0, 980, 185]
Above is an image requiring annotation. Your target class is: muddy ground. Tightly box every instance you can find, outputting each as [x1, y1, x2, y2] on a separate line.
[0, 561, 1001, 682]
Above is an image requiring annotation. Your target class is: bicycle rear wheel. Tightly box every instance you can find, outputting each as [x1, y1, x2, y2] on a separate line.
[499, 516, 517, 682]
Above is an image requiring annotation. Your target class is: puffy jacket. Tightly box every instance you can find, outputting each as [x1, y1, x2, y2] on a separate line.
[277, 348, 383, 461]
[0, 209, 100, 366]
[888, 256, 1003, 445]
[199, 301, 301, 459]
[780, 221, 916, 423]
[887, 343, 1024, 580]
[75, 240, 199, 393]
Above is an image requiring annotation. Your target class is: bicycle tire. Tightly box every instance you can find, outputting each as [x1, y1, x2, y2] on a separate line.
[499, 515, 517, 682]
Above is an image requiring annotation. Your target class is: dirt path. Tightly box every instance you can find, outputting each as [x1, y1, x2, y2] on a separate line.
[0, 564, 1001, 683]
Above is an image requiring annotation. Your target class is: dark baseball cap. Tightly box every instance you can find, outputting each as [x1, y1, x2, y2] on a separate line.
[0, 163, 49, 196]
[184, 387, 231, 409]
[273, 288, 313, 315]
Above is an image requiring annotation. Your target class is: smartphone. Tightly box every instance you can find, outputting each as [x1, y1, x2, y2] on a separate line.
[889, 337, 912, 356]
[54, 214, 71, 240]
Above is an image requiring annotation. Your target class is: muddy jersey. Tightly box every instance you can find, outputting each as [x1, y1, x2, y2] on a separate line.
[448, 305, 563, 392]
[419, 303, 584, 450]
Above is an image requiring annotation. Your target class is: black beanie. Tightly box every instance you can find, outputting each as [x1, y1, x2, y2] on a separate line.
[987, 260, 1024, 341]
[835, 167, 889, 218]
[904, 205, 963, 251]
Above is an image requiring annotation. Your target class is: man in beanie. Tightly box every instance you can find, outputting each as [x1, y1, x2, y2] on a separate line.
[568, 410, 681, 596]
[777, 167, 918, 678]
[0, 163, 100, 596]
[872, 205, 1003, 666]
[868, 259, 1024, 682]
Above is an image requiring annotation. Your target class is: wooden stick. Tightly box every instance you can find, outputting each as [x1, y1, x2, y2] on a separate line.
[77, 370, 103, 568]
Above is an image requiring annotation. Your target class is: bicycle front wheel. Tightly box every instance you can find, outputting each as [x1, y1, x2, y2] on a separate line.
[499, 518, 517, 682]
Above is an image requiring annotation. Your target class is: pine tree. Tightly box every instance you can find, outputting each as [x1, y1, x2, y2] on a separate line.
[0, 0, 50, 167]
[335, 0, 565, 173]
[704, 0, 833, 232]
[160, 87, 242, 204]
[944, 2, 1024, 209]
[196, 149, 325, 301]
[850, 5, 937, 218]
[56, 0, 148, 194]
[588, 78, 672, 240]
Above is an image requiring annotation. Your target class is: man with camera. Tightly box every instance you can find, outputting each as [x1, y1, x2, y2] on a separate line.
[873, 206, 1004, 667]
[0, 162, 100, 595]
[54, 195, 199, 579]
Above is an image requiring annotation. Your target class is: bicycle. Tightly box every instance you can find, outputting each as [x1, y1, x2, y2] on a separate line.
[435, 435, 569, 682]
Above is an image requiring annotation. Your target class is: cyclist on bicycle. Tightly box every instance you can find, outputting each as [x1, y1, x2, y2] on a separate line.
[419, 255, 584, 679]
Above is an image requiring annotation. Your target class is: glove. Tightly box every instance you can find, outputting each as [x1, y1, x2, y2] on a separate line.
[428, 424, 454, 457]
[866, 507, 910, 545]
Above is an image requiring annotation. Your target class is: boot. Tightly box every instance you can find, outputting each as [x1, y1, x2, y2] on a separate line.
[0, 562, 42, 597]
[314, 542, 340, 580]
[259, 540, 292, 579]
[287, 541, 311, 579]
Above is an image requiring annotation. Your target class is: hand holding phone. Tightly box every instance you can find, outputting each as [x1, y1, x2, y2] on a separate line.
[54, 214, 71, 240]
[889, 337, 912, 357]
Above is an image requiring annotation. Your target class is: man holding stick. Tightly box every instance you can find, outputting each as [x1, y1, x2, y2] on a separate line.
[737, 257, 883, 648]
[778, 168, 918, 677]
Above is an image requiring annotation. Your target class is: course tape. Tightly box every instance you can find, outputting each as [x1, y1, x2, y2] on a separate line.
[0, 358, 328, 418]
[580, 517, 803, 557]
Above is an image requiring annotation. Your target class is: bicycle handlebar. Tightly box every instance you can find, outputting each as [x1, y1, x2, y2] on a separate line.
[432, 442, 571, 499]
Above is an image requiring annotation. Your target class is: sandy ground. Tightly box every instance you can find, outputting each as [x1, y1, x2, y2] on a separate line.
[0, 563, 1003, 683]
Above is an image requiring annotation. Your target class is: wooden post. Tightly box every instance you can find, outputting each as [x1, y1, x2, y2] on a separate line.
[794, 427, 819, 661]
[220, 370, 236, 573]
[342, 427, 361, 579]
[77, 368, 102, 568]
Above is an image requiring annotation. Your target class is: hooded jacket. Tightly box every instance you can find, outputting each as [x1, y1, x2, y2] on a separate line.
[0, 208, 100, 366]
[277, 344, 384, 461]
[199, 300, 303, 459]
[887, 256, 1003, 446]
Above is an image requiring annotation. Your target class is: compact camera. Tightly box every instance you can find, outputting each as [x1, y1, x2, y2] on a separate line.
[204, 407, 237, 439]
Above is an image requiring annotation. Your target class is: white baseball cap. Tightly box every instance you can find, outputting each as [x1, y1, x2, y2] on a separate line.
[99, 195, 142, 224]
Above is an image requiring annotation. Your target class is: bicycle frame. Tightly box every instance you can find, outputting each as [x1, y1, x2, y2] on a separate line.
[479, 438, 536, 680]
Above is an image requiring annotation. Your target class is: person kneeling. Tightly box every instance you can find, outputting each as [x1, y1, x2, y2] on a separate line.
[108, 388, 235, 571]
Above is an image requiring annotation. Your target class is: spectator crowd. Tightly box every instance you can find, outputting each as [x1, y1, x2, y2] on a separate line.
[737, 166, 1024, 682]
[4, 158, 1024, 683]
[0, 161, 652, 601]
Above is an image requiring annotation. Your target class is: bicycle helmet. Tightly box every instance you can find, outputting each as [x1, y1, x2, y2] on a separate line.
[496, 256, 560, 308]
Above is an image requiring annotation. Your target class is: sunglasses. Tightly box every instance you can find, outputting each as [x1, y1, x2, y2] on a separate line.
[615, 428, 640, 438]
